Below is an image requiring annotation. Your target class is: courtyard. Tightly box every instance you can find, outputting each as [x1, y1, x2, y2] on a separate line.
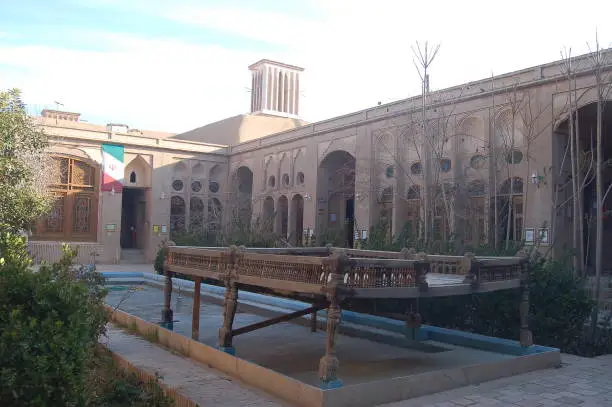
[105, 284, 612, 407]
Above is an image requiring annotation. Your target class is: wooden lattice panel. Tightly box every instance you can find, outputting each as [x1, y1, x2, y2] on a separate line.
[479, 262, 522, 283]
[427, 255, 464, 275]
[346, 259, 419, 288]
[236, 253, 328, 285]
[167, 249, 229, 273]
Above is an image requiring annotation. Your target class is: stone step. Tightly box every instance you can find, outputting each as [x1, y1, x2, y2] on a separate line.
[120, 250, 145, 264]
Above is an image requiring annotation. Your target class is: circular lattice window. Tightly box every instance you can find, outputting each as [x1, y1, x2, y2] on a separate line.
[172, 179, 184, 191]
[191, 180, 202, 192]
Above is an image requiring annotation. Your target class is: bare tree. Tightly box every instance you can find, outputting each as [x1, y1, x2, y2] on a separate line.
[412, 41, 440, 243]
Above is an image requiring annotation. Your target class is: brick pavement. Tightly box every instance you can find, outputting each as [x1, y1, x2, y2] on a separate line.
[103, 324, 290, 407]
[106, 322, 612, 406]
[379, 354, 612, 407]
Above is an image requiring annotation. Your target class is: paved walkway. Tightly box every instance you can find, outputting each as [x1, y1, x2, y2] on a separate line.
[380, 354, 612, 407]
[103, 324, 290, 407]
[106, 323, 612, 407]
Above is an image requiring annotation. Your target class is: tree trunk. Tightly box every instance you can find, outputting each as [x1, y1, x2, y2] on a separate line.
[575, 110, 585, 275]
[504, 115, 516, 251]
[592, 65, 603, 340]
[568, 81, 579, 274]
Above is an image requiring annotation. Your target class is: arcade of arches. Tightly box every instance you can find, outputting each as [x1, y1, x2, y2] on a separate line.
[554, 100, 612, 271]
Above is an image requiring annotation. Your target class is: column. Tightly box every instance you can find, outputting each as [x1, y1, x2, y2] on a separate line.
[250, 73, 255, 112]
[261, 67, 269, 112]
[218, 246, 239, 355]
[162, 266, 173, 328]
[271, 68, 278, 112]
[267, 68, 273, 110]
[256, 71, 262, 111]
[291, 72, 298, 115]
[318, 254, 345, 389]
[278, 70, 284, 113]
[295, 75, 300, 116]
[519, 254, 533, 347]
[192, 277, 202, 340]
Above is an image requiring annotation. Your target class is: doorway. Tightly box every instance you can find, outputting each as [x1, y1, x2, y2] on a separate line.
[345, 198, 355, 248]
[121, 188, 146, 249]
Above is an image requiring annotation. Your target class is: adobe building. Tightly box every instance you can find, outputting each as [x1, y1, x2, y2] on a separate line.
[27, 53, 612, 271]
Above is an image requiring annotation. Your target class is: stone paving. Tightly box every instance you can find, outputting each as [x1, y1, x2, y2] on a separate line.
[108, 322, 612, 407]
[379, 354, 612, 407]
[101, 266, 612, 406]
[104, 324, 291, 407]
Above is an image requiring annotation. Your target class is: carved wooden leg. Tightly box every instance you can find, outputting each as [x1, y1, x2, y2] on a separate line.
[311, 309, 317, 332]
[161, 271, 173, 328]
[405, 299, 423, 341]
[318, 297, 343, 388]
[218, 282, 238, 355]
[520, 281, 533, 347]
[192, 277, 202, 340]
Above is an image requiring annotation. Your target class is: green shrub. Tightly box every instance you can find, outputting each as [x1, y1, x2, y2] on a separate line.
[154, 247, 165, 275]
[0, 237, 109, 406]
[345, 247, 605, 355]
[85, 348, 172, 407]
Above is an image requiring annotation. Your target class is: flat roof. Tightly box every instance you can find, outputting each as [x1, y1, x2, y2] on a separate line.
[248, 59, 304, 72]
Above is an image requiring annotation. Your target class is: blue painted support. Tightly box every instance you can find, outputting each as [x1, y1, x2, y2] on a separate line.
[405, 327, 425, 341]
[319, 379, 344, 390]
[218, 346, 236, 356]
[159, 321, 174, 331]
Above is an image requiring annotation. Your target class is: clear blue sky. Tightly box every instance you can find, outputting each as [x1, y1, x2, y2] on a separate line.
[1, 0, 610, 133]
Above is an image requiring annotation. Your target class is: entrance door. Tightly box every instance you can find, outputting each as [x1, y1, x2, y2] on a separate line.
[345, 198, 355, 248]
[120, 188, 145, 249]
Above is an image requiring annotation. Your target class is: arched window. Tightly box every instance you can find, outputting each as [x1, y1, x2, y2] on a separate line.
[33, 156, 98, 241]
[466, 180, 487, 244]
[208, 198, 222, 232]
[129, 171, 136, 183]
[405, 185, 421, 239]
[497, 177, 524, 243]
[432, 184, 453, 240]
[189, 197, 204, 233]
[170, 196, 186, 236]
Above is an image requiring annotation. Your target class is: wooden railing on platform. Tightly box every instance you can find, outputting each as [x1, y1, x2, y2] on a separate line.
[161, 245, 533, 388]
[164, 246, 526, 292]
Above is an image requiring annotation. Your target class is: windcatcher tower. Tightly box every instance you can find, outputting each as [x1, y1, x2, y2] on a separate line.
[248, 59, 304, 118]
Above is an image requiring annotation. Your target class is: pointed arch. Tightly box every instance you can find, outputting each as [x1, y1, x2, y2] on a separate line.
[208, 197, 222, 231]
[496, 177, 524, 243]
[125, 155, 151, 187]
[189, 196, 205, 232]
[170, 195, 186, 236]
[277, 195, 289, 237]
[263, 196, 275, 233]
[457, 116, 484, 154]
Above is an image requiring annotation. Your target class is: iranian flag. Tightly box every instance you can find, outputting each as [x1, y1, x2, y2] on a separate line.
[101, 144, 124, 192]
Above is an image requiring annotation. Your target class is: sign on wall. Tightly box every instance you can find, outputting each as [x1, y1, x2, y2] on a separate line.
[101, 144, 125, 192]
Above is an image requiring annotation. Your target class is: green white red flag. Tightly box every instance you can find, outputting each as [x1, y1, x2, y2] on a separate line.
[101, 144, 124, 192]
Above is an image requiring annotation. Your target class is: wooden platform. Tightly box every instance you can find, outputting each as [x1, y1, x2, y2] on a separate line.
[161, 245, 532, 388]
